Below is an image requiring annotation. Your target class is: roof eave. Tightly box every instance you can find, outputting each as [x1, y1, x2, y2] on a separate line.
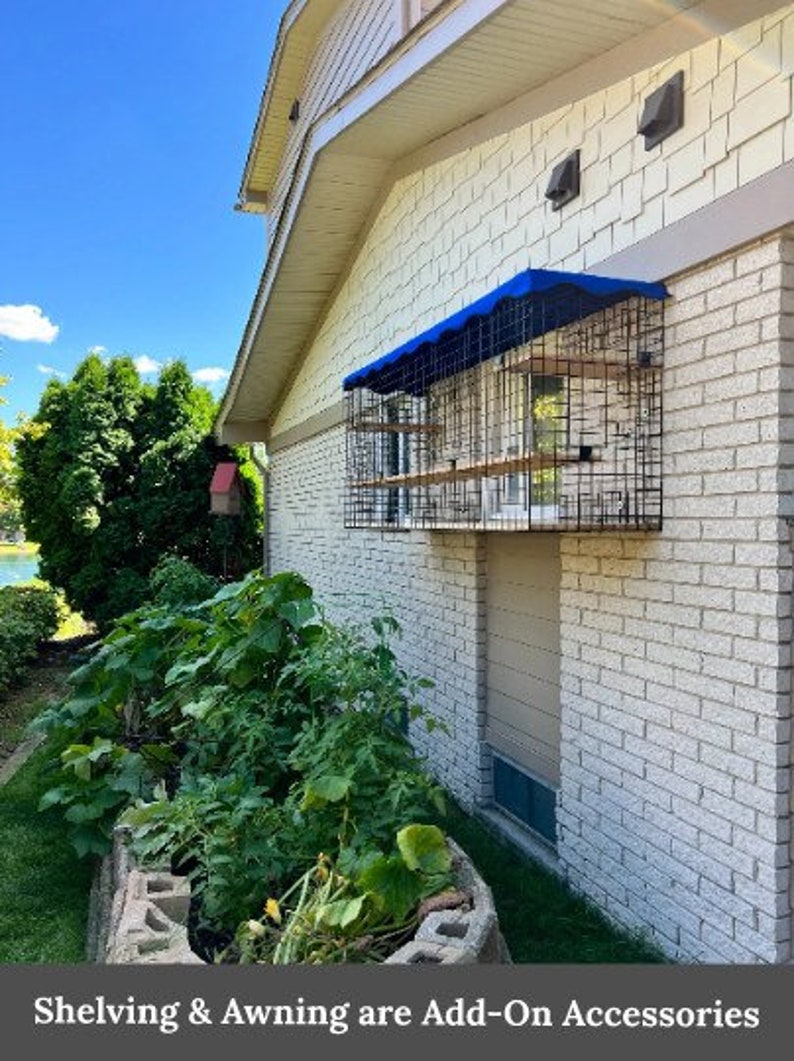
[237, 0, 344, 211]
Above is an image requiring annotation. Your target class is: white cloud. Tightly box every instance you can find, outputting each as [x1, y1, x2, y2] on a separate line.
[134, 355, 163, 375]
[192, 367, 230, 385]
[0, 304, 59, 343]
[88, 345, 107, 357]
[37, 364, 67, 380]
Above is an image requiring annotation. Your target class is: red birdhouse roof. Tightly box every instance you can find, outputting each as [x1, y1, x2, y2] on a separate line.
[210, 462, 239, 494]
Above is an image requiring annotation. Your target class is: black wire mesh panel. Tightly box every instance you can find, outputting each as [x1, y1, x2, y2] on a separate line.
[345, 289, 663, 532]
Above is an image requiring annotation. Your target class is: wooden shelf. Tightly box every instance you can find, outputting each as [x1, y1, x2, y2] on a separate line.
[507, 355, 654, 379]
[352, 450, 595, 489]
[349, 421, 440, 433]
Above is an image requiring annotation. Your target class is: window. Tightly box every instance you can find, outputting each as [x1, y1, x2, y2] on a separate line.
[383, 398, 411, 525]
[492, 754, 557, 845]
[486, 372, 565, 521]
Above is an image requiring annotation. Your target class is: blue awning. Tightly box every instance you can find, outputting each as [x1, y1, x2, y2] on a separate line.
[342, 267, 667, 395]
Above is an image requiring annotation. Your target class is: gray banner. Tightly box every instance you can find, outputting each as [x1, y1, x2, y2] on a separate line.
[1, 963, 791, 1060]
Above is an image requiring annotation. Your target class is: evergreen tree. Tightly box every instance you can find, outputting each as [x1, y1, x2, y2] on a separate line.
[17, 355, 262, 626]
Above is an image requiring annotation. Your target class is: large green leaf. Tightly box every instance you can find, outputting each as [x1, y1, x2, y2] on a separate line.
[37, 787, 67, 812]
[64, 788, 125, 823]
[229, 659, 259, 689]
[277, 598, 318, 630]
[119, 800, 169, 828]
[315, 894, 367, 930]
[300, 774, 351, 810]
[358, 855, 422, 922]
[181, 691, 219, 721]
[110, 752, 153, 796]
[61, 744, 94, 781]
[87, 737, 117, 762]
[396, 824, 451, 876]
[165, 654, 214, 686]
[72, 824, 113, 859]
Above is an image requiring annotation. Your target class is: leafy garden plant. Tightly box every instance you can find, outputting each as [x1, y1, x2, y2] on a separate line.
[0, 582, 61, 696]
[36, 569, 451, 961]
[234, 825, 454, 965]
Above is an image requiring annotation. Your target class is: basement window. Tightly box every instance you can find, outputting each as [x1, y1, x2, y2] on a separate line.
[492, 754, 557, 846]
[344, 268, 666, 533]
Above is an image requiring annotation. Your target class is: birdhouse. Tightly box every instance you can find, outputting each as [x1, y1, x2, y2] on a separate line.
[210, 462, 242, 516]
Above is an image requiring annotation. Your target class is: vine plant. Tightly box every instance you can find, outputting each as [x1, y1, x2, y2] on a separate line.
[35, 570, 452, 960]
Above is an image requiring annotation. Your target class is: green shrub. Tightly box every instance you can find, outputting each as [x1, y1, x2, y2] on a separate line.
[0, 583, 61, 695]
[92, 569, 150, 630]
[148, 555, 221, 608]
[235, 825, 453, 965]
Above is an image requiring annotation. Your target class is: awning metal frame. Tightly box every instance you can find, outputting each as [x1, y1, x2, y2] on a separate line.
[344, 269, 666, 533]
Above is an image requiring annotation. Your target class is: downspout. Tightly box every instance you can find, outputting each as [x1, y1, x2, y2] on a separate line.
[250, 443, 271, 576]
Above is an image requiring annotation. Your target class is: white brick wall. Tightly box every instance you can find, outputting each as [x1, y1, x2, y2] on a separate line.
[262, 10, 794, 963]
[267, 427, 487, 807]
[558, 236, 793, 964]
[267, 234, 794, 963]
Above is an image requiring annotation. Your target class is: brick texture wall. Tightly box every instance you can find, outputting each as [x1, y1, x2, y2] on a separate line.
[263, 8, 794, 962]
[267, 426, 488, 806]
[271, 5, 794, 436]
[268, 234, 794, 962]
[557, 234, 793, 963]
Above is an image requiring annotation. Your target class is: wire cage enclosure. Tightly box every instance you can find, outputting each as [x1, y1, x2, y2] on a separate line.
[344, 271, 665, 533]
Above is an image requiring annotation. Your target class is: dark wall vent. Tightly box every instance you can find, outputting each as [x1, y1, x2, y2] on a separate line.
[638, 71, 684, 150]
[545, 149, 580, 211]
[289, 99, 301, 122]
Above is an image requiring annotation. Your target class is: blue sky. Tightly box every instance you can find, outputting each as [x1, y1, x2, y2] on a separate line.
[0, 1, 284, 423]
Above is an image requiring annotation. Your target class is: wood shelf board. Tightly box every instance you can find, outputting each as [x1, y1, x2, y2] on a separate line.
[507, 356, 656, 379]
[352, 450, 594, 489]
[349, 422, 440, 433]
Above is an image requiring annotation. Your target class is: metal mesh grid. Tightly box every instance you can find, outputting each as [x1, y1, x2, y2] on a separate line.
[345, 291, 663, 532]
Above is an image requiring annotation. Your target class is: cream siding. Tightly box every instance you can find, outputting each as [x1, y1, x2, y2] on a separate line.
[485, 534, 561, 786]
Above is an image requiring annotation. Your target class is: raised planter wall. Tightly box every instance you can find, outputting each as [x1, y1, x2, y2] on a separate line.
[90, 831, 510, 965]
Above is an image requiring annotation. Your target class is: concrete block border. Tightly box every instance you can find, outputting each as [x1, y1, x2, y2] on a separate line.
[89, 831, 510, 965]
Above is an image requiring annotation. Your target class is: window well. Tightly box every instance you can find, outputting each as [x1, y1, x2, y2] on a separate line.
[492, 755, 557, 845]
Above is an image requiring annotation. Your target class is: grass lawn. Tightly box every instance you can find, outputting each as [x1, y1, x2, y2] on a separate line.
[443, 802, 665, 963]
[0, 663, 71, 755]
[53, 608, 94, 642]
[0, 627, 94, 756]
[0, 541, 38, 556]
[0, 744, 94, 962]
[0, 650, 94, 963]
